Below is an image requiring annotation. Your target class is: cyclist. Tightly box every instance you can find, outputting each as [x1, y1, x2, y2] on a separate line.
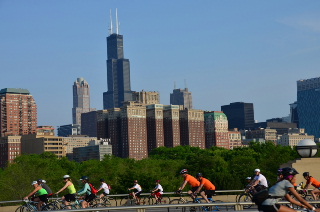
[128, 180, 142, 205]
[259, 167, 319, 212]
[151, 180, 163, 202]
[23, 181, 48, 211]
[97, 178, 110, 202]
[303, 172, 320, 201]
[37, 179, 53, 197]
[193, 173, 216, 203]
[55, 175, 76, 209]
[178, 169, 200, 201]
[250, 168, 268, 193]
[77, 176, 96, 208]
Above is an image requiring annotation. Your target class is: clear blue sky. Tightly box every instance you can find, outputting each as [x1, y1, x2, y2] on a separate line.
[1, 0, 320, 128]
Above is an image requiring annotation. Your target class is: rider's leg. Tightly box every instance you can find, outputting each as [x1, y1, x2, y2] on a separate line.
[200, 191, 210, 203]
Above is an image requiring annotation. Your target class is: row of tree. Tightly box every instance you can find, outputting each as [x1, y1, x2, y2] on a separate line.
[0, 142, 317, 201]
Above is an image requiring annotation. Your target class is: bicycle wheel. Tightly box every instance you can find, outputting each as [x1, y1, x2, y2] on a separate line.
[18, 206, 33, 212]
[120, 197, 134, 206]
[159, 196, 170, 204]
[237, 193, 253, 209]
[42, 203, 59, 211]
[142, 197, 154, 205]
[170, 199, 187, 212]
[213, 200, 228, 211]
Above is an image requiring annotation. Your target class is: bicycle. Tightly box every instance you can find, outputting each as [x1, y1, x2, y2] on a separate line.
[191, 194, 226, 212]
[15, 200, 50, 212]
[92, 195, 112, 208]
[236, 187, 254, 209]
[142, 192, 170, 205]
[120, 192, 143, 206]
[169, 191, 192, 212]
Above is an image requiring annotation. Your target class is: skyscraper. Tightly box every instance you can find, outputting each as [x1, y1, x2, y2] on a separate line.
[221, 102, 254, 130]
[297, 77, 320, 138]
[0, 88, 37, 137]
[170, 88, 193, 110]
[103, 12, 132, 109]
[72, 77, 94, 125]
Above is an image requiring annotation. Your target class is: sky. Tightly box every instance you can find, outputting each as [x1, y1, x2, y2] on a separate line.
[1, 0, 320, 128]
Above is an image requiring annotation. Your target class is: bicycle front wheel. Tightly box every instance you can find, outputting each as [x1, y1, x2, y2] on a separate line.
[237, 193, 253, 209]
[159, 196, 170, 204]
[170, 199, 187, 212]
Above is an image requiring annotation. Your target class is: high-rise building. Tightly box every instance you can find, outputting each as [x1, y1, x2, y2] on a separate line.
[179, 109, 205, 148]
[221, 102, 254, 130]
[297, 77, 320, 138]
[57, 124, 81, 137]
[0, 136, 21, 168]
[163, 105, 181, 147]
[72, 78, 95, 125]
[204, 111, 230, 149]
[0, 88, 37, 137]
[103, 20, 132, 109]
[81, 111, 98, 137]
[146, 104, 164, 153]
[170, 88, 193, 110]
[132, 90, 160, 105]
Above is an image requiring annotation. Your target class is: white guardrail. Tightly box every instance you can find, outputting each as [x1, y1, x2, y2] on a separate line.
[1, 190, 320, 212]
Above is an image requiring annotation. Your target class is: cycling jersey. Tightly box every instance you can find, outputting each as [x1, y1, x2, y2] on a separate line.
[67, 183, 76, 194]
[254, 174, 268, 187]
[133, 183, 142, 192]
[153, 184, 164, 194]
[307, 177, 320, 188]
[100, 182, 110, 194]
[78, 183, 91, 195]
[199, 177, 216, 190]
[185, 174, 200, 187]
[37, 188, 48, 196]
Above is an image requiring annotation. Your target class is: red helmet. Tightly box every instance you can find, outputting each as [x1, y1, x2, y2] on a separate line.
[155, 180, 160, 183]
[180, 169, 188, 174]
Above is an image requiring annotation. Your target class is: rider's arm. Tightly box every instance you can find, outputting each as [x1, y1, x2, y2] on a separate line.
[56, 182, 70, 194]
[78, 183, 90, 195]
[194, 183, 204, 194]
[24, 187, 41, 199]
[288, 187, 316, 210]
[179, 180, 188, 191]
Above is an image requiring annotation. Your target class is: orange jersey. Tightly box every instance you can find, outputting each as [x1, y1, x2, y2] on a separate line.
[307, 177, 320, 188]
[185, 174, 200, 187]
[199, 177, 216, 190]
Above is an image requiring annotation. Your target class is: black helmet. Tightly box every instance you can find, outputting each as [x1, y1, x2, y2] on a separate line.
[196, 173, 203, 177]
[80, 176, 89, 181]
[100, 178, 105, 182]
[303, 172, 309, 177]
[281, 167, 299, 177]
[180, 169, 188, 174]
[277, 168, 283, 176]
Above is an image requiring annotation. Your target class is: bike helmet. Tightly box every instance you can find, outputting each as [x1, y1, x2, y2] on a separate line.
[281, 167, 299, 177]
[180, 169, 188, 174]
[277, 168, 283, 176]
[63, 175, 71, 179]
[246, 177, 252, 180]
[80, 176, 89, 181]
[31, 181, 38, 185]
[155, 180, 160, 183]
[100, 178, 105, 182]
[303, 172, 309, 177]
[36, 179, 43, 184]
[196, 173, 203, 177]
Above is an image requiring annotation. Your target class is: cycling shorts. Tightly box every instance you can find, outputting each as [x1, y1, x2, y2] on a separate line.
[204, 190, 215, 198]
[135, 191, 142, 197]
[258, 204, 281, 212]
[64, 194, 76, 202]
[152, 192, 162, 198]
[38, 194, 48, 203]
[191, 187, 199, 193]
[102, 192, 109, 196]
[84, 193, 96, 202]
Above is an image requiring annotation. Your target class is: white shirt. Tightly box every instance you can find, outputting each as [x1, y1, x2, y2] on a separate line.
[100, 182, 110, 194]
[133, 183, 142, 192]
[154, 184, 163, 194]
[254, 173, 268, 187]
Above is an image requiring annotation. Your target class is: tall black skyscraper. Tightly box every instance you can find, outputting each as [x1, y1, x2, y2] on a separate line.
[103, 11, 132, 109]
[221, 102, 254, 130]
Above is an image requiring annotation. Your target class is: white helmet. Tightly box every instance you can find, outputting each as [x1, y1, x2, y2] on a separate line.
[31, 181, 38, 185]
[63, 175, 71, 179]
[246, 177, 251, 180]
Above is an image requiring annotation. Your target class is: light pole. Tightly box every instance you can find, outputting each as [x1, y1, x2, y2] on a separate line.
[296, 139, 318, 158]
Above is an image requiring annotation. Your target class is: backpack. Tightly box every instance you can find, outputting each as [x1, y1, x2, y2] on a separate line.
[252, 189, 269, 205]
[88, 183, 98, 195]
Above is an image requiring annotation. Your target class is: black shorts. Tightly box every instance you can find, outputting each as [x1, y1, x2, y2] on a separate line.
[38, 194, 48, 203]
[102, 192, 109, 196]
[64, 194, 76, 202]
[204, 190, 215, 198]
[84, 193, 96, 202]
[258, 204, 281, 212]
[191, 187, 199, 193]
[135, 191, 142, 197]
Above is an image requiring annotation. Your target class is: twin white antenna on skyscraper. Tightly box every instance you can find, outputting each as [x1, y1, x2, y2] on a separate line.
[109, 8, 120, 35]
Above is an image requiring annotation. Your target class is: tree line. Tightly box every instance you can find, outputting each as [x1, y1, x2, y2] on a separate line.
[0, 142, 318, 201]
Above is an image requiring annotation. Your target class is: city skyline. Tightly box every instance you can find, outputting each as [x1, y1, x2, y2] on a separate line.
[1, 1, 320, 129]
